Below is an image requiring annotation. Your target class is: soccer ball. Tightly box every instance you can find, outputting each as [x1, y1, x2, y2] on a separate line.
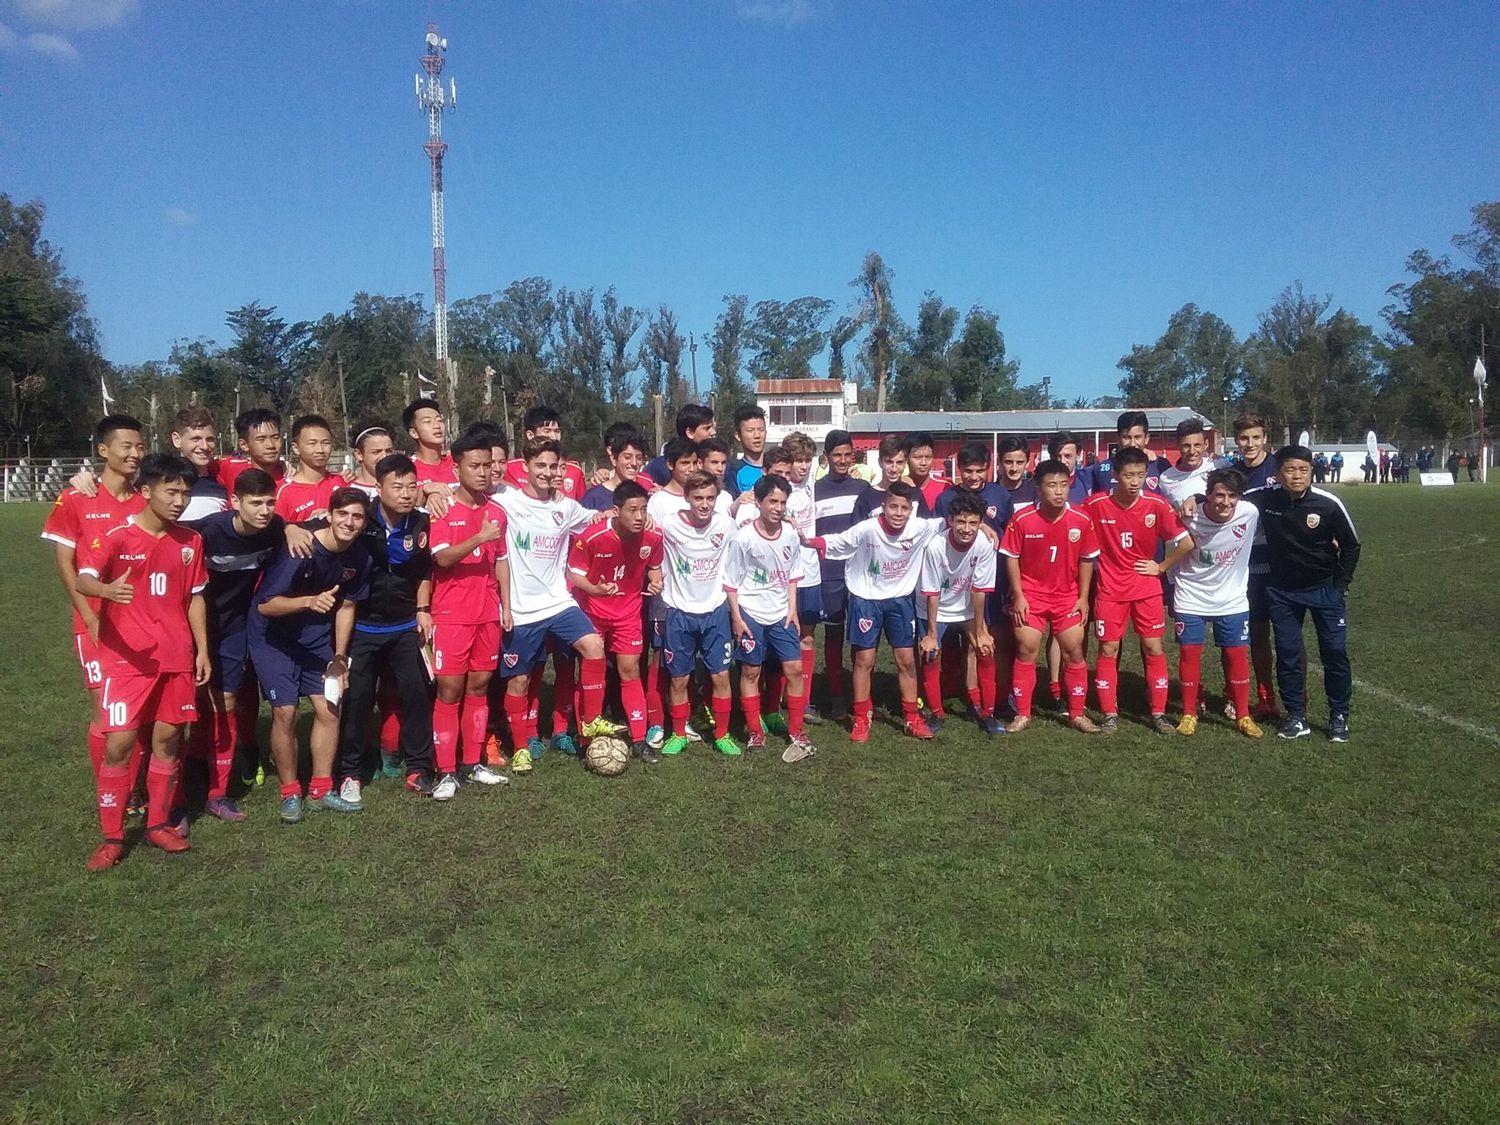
[584, 736, 631, 777]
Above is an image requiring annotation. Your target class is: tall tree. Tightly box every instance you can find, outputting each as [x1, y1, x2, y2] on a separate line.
[743, 296, 834, 382]
[601, 287, 644, 406]
[1117, 303, 1243, 414]
[707, 294, 750, 433]
[223, 301, 315, 415]
[892, 291, 957, 409]
[951, 306, 1023, 409]
[827, 315, 860, 383]
[852, 251, 896, 413]
[640, 306, 687, 421]
[556, 287, 606, 399]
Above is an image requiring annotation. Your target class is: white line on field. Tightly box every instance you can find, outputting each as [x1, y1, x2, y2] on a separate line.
[1328, 670, 1500, 746]
[1383, 534, 1488, 560]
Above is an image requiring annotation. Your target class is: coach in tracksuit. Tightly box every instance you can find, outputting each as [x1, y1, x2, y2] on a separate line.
[1246, 445, 1360, 743]
[334, 454, 436, 799]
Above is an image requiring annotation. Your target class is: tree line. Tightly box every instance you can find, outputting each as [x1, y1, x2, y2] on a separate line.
[2, 192, 1495, 458]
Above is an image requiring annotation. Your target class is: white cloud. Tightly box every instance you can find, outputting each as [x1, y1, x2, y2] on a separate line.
[0, 19, 77, 57]
[735, 0, 816, 26]
[164, 207, 195, 227]
[8, 0, 137, 31]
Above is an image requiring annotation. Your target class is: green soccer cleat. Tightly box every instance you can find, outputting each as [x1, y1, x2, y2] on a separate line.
[760, 712, 789, 737]
[510, 747, 534, 774]
[379, 752, 404, 780]
[660, 735, 689, 756]
[713, 735, 743, 757]
[581, 716, 625, 740]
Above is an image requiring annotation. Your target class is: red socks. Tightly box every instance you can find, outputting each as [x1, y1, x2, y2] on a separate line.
[741, 689, 762, 741]
[307, 775, 332, 801]
[1145, 652, 1169, 716]
[96, 761, 130, 841]
[976, 650, 997, 717]
[87, 725, 106, 779]
[504, 691, 529, 751]
[552, 655, 577, 734]
[786, 688, 806, 737]
[1063, 661, 1089, 719]
[920, 655, 944, 718]
[645, 658, 664, 729]
[1095, 654, 1119, 715]
[378, 707, 401, 753]
[823, 632, 844, 697]
[710, 695, 732, 740]
[280, 781, 301, 800]
[900, 697, 923, 726]
[1048, 679, 1062, 702]
[579, 657, 606, 726]
[1224, 645, 1251, 719]
[670, 701, 691, 737]
[1179, 644, 1204, 717]
[620, 677, 648, 741]
[145, 756, 179, 828]
[208, 708, 235, 800]
[853, 697, 874, 724]
[1011, 660, 1038, 718]
[763, 665, 784, 713]
[460, 696, 488, 766]
[1256, 679, 1274, 707]
[433, 699, 460, 774]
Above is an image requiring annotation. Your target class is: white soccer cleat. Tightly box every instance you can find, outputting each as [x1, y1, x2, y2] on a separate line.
[338, 777, 363, 807]
[433, 773, 460, 802]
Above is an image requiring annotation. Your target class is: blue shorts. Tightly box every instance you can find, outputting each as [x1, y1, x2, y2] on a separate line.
[1174, 611, 1250, 648]
[735, 617, 802, 667]
[250, 637, 331, 705]
[502, 606, 598, 678]
[916, 618, 961, 644]
[1247, 574, 1270, 623]
[821, 577, 848, 625]
[212, 628, 251, 694]
[847, 593, 916, 651]
[797, 585, 824, 626]
[663, 605, 733, 677]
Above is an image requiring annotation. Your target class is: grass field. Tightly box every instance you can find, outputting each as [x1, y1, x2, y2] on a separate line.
[2, 485, 1498, 1122]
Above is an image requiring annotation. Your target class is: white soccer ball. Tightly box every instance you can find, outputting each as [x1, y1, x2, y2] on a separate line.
[584, 736, 631, 777]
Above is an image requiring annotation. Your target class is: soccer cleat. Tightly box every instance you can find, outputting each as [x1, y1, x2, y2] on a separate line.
[1328, 714, 1350, 743]
[1277, 716, 1311, 740]
[802, 703, 824, 725]
[660, 734, 689, 757]
[510, 748, 534, 774]
[255, 764, 267, 787]
[979, 716, 1007, 736]
[903, 715, 936, 741]
[1006, 714, 1032, 733]
[317, 791, 363, 814]
[1222, 700, 1238, 722]
[761, 712, 789, 737]
[550, 733, 580, 757]
[746, 732, 768, 753]
[965, 702, 983, 723]
[631, 740, 661, 764]
[645, 725, 666, 750]
[713, 735, 743, 757]
[1069, 714, 1101, 734]
[145, 825, 191, 853]
[582, 716, 625, 740]
[432, 773, 460, 801]
[405, 771, 436, 795]
[830, 695, 850, 723]
[1176, 714, 1199, 737]
[926, 714, 946, 735]
[206, 797, 246, 822]
[338, 777, 363, 808]
[782, 733, 816, 763]
[86, 841, 126, 872]
[379, 752, 404, 780]
[1235, 715, 1264, 740]
[1099, 714, 1120, 736]
[1150, 714, 1178, 736]
[849, 715, 871, 744]
[482, 734, 508, 770]
[126, 793, 147, 821]
[460, 763, 508, 786]
[169, 812, 191, 840]
[683, 722, 705, 744]
[279, 795, 304, 824]
[526, 736, 546, 762]
[1050, 685, 1066, 712]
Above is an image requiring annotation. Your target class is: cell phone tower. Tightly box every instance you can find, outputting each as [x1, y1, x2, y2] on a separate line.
[416, 23, 456, 364]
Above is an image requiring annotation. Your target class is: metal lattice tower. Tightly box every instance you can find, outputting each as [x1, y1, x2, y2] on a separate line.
[416, 23, 456, 363]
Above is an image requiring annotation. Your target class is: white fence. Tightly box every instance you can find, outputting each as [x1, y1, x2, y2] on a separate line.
[2, 459, 94, 503]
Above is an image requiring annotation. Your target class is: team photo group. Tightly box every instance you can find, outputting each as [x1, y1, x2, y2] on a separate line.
[45, 398, 1359, 872]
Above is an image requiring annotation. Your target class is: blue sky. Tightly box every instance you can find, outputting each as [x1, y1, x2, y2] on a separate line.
[2, 0, 1496, 401]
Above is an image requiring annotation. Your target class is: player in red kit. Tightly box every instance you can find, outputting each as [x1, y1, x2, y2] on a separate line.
[429, 433, 513, 801]
[1083, 446, 1188, 735]
[1000, 459, 1101, 733]
[274, 414, 339, 521]
[403, 396, 458, 506]
[568, 479, 664, 761]
[215, 408, 287, 493]
[75, 454, 211, 871]
[42, 414, 148, 780]
[504, 405, 588, 498]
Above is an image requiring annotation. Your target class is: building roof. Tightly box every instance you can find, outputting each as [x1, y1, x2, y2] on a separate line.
[757, 378, 843, 395]
[842, 406, 1216, 434]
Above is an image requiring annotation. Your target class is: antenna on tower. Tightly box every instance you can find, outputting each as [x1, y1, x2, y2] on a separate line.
[416, 22, 456, 367]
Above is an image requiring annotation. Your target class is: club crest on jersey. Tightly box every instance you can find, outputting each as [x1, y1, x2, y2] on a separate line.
[1305, 513, 1321, 529]
[563, 479, 576, 493]
[181, 546, 195, 566]
[711, 533, 725, 548]
[782, 545, 794, 560]
[418, 532, 428, 548]
[341, 568, 357, 582]
[1068, 528, 1081, 543]
[1231, 522, 1247, 539]
[739, 635, 756, 653]
[403, 535, 416, 551]
[1147, 476, 1159, 488]
[639, 545, 652, 559]
[1144, 513, 1156, 528]
[986, 505, 997, 518]
[1175, 620, 1185, 637]
[552, 511, 566, 527]
[857, 618, 874, 633]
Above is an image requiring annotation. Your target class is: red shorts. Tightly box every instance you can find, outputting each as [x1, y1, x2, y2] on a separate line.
[100, 670, 198, 732]
[1093, 595, 1167, 642]
[75, 631, 103, 690]
[594, 616, 644, 656]
[432, 621, 500, 676]
[1019, 599, 1086, 635]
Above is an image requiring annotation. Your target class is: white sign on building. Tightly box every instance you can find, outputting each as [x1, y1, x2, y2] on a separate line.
[756, 379, 858, 445]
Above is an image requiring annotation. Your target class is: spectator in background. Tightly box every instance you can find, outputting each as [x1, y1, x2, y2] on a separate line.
[1467, 452, 1478, 482]
[1363, 455, 1377, 483]
[1329, 451, 1344, 482]
[1312, 453, 1327, 484]
[1446, 451, 1460, 482]
[1379, 449, 1389, 483]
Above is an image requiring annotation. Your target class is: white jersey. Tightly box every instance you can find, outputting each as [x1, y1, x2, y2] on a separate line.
[647, 486, 730, 526]
[918, 532, 998, 623]
[1159, 459, 1222, 509]
[1171, 501, 1259, 617]
[494, 488, 600, 625]
[784, 477, 821, 588]
[723, 521, 804, 625]
[820, 515, 945, 600]
[659, 510, 735, 614]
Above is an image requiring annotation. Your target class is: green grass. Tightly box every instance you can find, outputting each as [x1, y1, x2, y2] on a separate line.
[2, 485, 1498, 1122]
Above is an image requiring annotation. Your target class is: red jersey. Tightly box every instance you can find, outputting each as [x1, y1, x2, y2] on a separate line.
[999, 504, 1100, 605]
[1083, 491, 1185, 601]
[274, 475, 339, 522]
[215, 456, 287, 492]
[504, 457, 588, 499]
[915, 475, 949, 512]
[567, 522, 664, 625]
[41, 485, 148, 634]
[412, 453, 457, 488]
[430, 497, 508, 624]
[76, 519, 207, 675]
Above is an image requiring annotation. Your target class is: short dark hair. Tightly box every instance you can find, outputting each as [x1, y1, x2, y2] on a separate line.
[521, 438, 563, 463]
[877, 433, 906, 460]
[605, 423, 644, 457]
[450, 433, 493, 462]
[234, 407, 281, 440]
[1205, 467, 1247, 496]
[765, 446, 793, 469]
[137, 452, 196, 488]
[613, 479, 649, 507]
[234, 467, 277, 498]
[1114, 447, 1150, 470]
[463, 419, 506, 446]
[675, 404, 714, 437]
[664, 437, 699, 467]
[1033, 458, 1070, 483]
[354, 424, 391, 451]
[997, 435, 1028, 457]
[823, 429, 854, 454]
[753, 473, 791, 502]
[375, 453, 417, 482]
[957, 440, 991, 468]
[947, 489, 986, 520]
[1175, 419, 1206, 440]
[885, 481, 917, 504]
[523, 405, 561, 434]
[290, 414, 332, 442]
[1047, 431, 1080, 458]
[907, 431, 935, 455]
[733, 405, 766, 430]
[1116, 410, 1149, 436]
[328, 487, 370, 516]
[172, 406, 215, 433]
[1233, 412, 1266, 435]
[700, 436, 730, 459]
[1277, 444, 1313, 466]
[401, 397, 441, 433]
[94, 414, 143, 447]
